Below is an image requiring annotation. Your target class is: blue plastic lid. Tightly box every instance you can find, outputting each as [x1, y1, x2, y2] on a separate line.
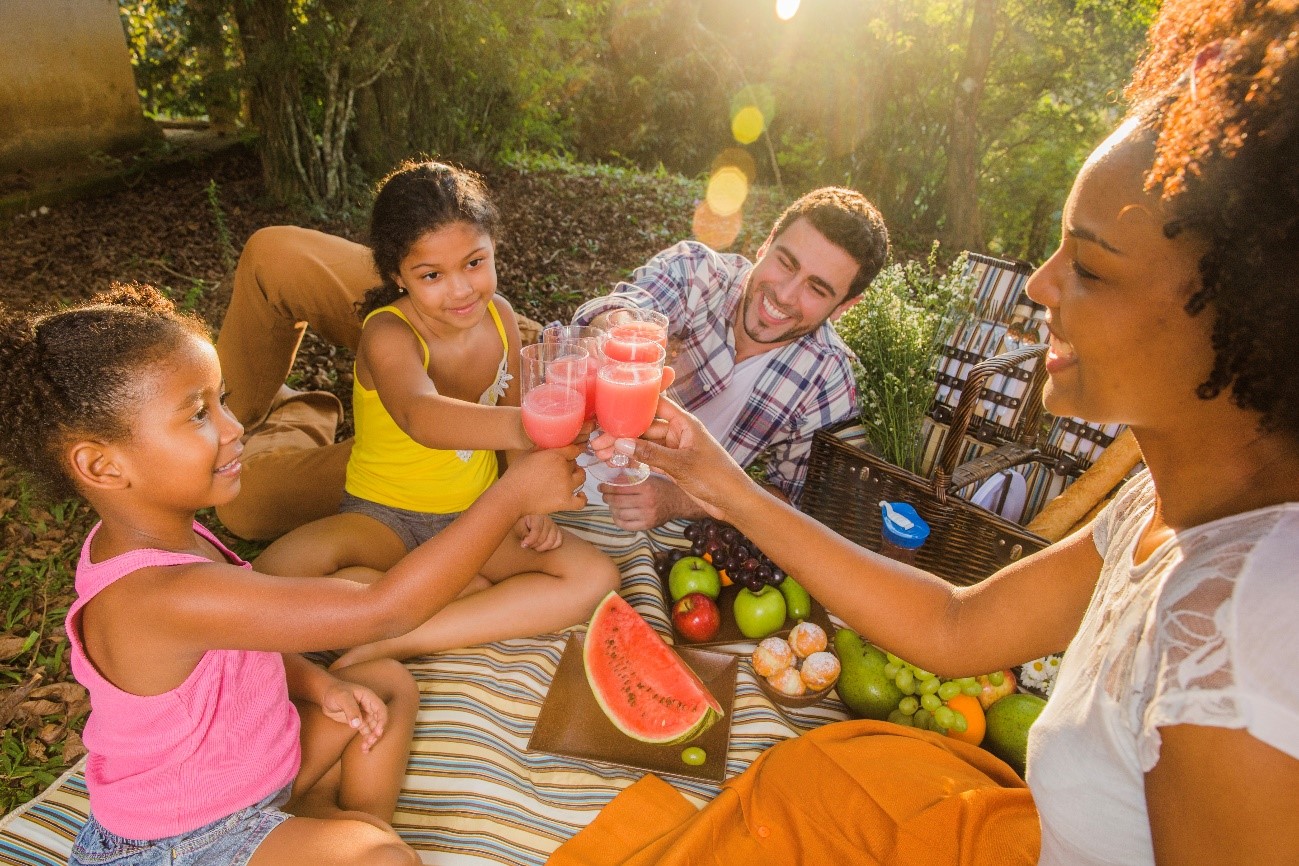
[879, 501, 930, 549]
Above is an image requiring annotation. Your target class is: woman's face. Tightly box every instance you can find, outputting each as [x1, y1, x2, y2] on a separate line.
[1025, 120, 1215, 430]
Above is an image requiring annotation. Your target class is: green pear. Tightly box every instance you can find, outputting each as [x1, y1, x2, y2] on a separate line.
[833, 629, 904, 720]
[779, 575, 812, 621]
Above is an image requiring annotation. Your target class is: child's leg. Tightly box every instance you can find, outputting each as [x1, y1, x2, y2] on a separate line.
[249, 816, 420, 865]
[332, 529, 620, 665]
[252, 513, 407, 580]
[288, 658, 420, 822]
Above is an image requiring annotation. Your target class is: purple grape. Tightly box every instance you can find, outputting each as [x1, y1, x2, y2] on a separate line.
[769, 567, 787, 586]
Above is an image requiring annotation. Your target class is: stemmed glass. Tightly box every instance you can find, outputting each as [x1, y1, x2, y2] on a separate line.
[592, 335, 666, 486]
[519, 342, 589, 449]
[541, 325, 603, 423]
[603, 307, 669, 355]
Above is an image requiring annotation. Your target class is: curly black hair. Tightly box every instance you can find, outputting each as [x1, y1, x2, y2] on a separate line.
[355, 159, 501, 319]
[768, 187, 890, 301]
[1126, 0, 1299, 443]
[0, 283, 210, 499]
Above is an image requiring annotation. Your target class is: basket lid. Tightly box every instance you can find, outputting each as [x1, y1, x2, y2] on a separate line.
[880, 501, 930, 549]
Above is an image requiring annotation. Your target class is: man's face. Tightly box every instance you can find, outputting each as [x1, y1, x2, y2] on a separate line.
[737, 217, 861, 352]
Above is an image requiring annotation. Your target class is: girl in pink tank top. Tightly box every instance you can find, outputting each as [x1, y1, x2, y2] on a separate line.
[0, 284, 587, 865]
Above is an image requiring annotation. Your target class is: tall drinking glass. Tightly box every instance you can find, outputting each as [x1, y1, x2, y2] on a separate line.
[591, 336, 666, 486]
[603, 308, 669, 359]
[541, 325, 603, 421]
[519, 342, 588, 449]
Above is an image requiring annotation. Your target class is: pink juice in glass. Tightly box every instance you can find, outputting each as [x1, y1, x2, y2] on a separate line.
[595, 364, 662, 438]
[603, 325, 666, 363]
[548, 354, 598, 419]
[521, 382, 586, 448]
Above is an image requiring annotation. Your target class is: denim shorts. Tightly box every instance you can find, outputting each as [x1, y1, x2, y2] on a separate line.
[69, 784, 292, 866]
[339, 492, 462, 551]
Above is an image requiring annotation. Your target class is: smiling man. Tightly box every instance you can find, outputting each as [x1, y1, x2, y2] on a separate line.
[579, 187, 889, 530]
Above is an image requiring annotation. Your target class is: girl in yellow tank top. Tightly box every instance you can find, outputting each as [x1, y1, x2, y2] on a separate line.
[254, 161, 619, 666]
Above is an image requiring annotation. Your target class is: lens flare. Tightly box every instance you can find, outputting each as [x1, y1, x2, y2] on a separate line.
[776, 0, 800, 20]
[712, 147, 757, 182]
[705, 166, 749, 217]
[731, 106, 765, 144]
[693, 200, 743, 250]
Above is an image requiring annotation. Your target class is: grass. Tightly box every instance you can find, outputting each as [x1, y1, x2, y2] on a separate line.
[0, 467, 94, 812]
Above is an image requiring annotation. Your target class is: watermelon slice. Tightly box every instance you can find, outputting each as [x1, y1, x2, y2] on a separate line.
[583, 591, 724, 745]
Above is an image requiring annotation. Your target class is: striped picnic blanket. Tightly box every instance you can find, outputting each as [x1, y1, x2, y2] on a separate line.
[0, 509, 850, 866]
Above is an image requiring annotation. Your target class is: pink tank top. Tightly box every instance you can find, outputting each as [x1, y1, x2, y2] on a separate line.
[66, 522, 301, 840]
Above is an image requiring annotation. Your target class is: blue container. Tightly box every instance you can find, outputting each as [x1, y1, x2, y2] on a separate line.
[879, 501, 930, 554]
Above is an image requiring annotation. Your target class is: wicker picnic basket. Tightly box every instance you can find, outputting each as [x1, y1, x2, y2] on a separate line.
[801, 344, 1052, 586]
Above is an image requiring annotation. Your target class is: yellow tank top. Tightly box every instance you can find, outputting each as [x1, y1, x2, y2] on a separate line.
[345, 302, 511, 513]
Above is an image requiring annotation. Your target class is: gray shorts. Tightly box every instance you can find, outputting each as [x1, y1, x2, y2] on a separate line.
[69, 784, 292, 866]
[339, 492, 462, 551]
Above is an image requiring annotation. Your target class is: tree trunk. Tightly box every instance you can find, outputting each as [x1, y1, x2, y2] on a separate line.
[189, 0, 239, 133]
[943, 0, 998, 254]
[232, 0, 307, 204]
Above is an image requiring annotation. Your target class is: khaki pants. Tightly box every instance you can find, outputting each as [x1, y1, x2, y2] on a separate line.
[214, 226, 378, 540]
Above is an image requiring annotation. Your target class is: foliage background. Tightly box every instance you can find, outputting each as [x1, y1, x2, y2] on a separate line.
[118, 0, 1158, 259]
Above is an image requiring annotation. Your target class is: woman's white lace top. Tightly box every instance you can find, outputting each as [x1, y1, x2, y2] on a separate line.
[1029, 470, 1299, 865]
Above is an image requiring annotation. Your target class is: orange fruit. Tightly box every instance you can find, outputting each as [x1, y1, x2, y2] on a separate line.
[944, 694, 986, 746]
[699, 553, 732, 585]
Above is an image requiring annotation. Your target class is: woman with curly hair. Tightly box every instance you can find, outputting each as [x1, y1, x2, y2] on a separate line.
[555, 1, 1299, 863]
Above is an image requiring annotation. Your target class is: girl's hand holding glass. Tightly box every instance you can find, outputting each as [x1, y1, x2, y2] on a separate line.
[520, 342, 590, 449]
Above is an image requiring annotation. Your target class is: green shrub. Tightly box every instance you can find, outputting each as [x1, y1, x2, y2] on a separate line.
[835, 245, 974, 474]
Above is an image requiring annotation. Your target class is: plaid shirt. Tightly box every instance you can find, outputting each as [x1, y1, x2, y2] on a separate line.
[580, 240, 858, 504]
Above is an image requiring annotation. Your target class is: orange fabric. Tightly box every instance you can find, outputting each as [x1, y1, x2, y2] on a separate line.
[548, 720, 1039, 866]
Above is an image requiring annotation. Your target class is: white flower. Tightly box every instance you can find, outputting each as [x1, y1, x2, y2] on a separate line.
[1020, 653, 1063, 695]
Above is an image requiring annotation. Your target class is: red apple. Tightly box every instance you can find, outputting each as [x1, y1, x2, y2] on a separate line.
[672, 592, 721, 643]
[976, 669, 1018, 709]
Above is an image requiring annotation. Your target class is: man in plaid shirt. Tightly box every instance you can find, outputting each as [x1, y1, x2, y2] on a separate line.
[579, 187, 889, 530]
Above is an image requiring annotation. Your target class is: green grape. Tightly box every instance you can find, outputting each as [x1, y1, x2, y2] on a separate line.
[680, 747, 707, 766]
[912, 708, 933, 729]
[937, 681, 961, 701]
[887, 709, 913, 727]
[913, 666, 937, 681]
[961, 681, 982, 696]
[933, 706, 957, 730]
[948, 711, 968, 733]
[894, 668, 915, 693]
[988, 671, 1005, 686]
[928, 717, 945, 733]
[883, 662, 900, 679]
[920, 693, 942, 713]
[954, 677, 977, 687]
[918, 677, 941, 696]
[898, 696, 919, 716]
[886, 652, 904, 667]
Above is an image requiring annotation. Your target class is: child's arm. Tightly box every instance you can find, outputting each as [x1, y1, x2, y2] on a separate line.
[283, 652, 387, 753]
[116, 447, 586, 659]
[361, 307, 531, 452]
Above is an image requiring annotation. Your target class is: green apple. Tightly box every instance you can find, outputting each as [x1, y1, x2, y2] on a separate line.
[668, 556, 721, 601]
[732, 586, 787, 639]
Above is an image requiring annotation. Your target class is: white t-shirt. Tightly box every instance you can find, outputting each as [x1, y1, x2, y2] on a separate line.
[1029, 470, 1299, 865]
[582, 353, 772, 506]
